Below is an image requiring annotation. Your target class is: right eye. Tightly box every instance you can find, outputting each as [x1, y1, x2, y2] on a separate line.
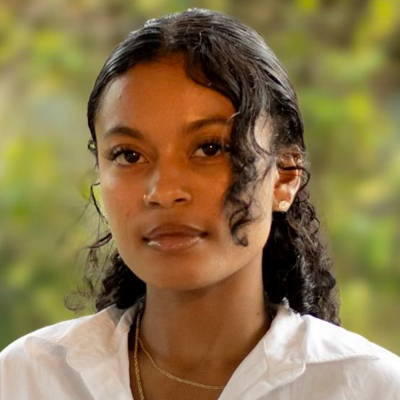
[103, 146, 146, 166]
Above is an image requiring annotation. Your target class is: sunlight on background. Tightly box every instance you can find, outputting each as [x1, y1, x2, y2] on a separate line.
[1, 0, 399, 354]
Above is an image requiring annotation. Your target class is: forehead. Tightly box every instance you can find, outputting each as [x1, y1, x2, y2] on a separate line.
[95, 55, 236, 134]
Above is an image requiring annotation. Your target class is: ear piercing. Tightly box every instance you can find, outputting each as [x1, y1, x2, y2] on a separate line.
[278, 201, 290, 212]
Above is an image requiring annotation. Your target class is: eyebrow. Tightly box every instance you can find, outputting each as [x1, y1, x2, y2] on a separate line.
[103, 115, 234, 140]
[184, 116, 233, 134]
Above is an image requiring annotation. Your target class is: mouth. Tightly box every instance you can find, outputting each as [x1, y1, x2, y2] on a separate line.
[143, 224, 207, 252]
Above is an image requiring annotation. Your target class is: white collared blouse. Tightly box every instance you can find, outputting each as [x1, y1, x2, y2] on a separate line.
[1, 302, 400, 400]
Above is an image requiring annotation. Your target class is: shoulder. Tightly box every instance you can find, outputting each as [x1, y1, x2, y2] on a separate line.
[300, 312, 400, 396]
[0, 305, 136, 399]
[0, 315, 89, 379]
[264, 306, 400, 399]
[0, 314, 89, 399]
[301, 313, 398, 361]
[0, 305, 132, 374]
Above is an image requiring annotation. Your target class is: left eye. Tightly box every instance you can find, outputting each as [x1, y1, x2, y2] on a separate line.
[193, 142, 229, 157]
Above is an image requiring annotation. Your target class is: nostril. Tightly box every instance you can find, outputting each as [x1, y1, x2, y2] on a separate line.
[143, 190, 192, 208]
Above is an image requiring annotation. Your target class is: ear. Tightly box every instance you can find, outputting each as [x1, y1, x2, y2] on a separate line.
[272, 152, 302, 212]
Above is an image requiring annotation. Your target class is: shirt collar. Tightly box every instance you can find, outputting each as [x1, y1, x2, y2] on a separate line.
[64, 301, 142, 369]
[26, 300, 378, 399]
[68, 301, 143, 400]
[220, 304, 378, 399]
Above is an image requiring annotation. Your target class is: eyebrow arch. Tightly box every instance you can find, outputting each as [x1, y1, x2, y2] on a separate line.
[103, 125, 144, 140]
[103, 115, 234, 140]
[184, 115, 234, 134]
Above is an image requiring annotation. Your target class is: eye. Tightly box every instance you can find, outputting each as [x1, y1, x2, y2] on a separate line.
[103, 146, 146, 166]
[192, 140, 231, 158]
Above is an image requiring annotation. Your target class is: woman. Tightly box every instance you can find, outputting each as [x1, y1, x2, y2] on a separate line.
[1, 8, 399, 400]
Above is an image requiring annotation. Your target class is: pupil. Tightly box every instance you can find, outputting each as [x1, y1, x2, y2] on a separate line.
[125, 152, 140, 163]
[203, 144, 219, 156]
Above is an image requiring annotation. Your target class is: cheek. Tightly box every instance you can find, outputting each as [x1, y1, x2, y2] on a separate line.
[242, 179, 275, 247]
[201, 185, 226, 218]
[100, 173, 142, 225]
[204, 171, 233, 211]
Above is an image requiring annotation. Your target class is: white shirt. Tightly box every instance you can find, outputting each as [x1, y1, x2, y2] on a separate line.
[1, 301, 400, 400]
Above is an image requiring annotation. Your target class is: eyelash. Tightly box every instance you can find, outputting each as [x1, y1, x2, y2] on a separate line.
[103, 145, 143, 164]
[103, 138, 231, 165]
[194, 138, 231, 157]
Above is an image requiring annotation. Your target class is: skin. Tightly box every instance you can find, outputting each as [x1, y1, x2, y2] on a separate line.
[95, 55, 300, 400]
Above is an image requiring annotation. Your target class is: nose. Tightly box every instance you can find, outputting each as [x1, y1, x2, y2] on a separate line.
[143, 161, 192, 208]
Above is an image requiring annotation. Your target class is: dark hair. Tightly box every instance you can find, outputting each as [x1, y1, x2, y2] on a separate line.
[79, 8, 339, 324]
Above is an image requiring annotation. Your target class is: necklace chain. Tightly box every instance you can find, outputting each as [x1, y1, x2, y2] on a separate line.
[133, 311, 225, 399]
[133, 312, 146, 400]
[133, 300, 276, 399]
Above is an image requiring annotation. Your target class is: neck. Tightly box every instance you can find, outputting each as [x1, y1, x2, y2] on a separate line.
[136, 261, 270, 375]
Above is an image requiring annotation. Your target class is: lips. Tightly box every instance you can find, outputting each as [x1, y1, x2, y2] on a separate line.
[143, 224, 207, 252]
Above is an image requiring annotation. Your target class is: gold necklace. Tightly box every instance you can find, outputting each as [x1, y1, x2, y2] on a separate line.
[134, 312, 225, 397]
[133, 312, 146, 400]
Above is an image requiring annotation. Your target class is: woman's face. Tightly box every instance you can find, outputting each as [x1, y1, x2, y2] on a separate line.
[95, 55, 279, 291]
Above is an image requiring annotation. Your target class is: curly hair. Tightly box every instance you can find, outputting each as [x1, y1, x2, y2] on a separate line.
[76, 8, 340, 324]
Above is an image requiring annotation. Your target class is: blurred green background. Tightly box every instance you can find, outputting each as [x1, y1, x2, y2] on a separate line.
[1, 0, 399, 354]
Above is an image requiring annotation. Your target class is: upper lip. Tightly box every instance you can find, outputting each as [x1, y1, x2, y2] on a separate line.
[144, 224, 206, 240]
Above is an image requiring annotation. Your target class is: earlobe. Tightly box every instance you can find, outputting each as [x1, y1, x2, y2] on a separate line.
[277, 200, 290, 212]
[272, 152, 302, 212]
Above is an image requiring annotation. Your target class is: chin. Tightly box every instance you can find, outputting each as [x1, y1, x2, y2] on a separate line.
[142, 264, 231, 293]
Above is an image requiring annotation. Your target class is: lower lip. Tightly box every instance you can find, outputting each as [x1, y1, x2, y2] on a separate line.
[145, 234, 204, 252]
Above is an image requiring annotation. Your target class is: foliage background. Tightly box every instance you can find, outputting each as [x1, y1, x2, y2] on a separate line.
[1, 0, 399, 354]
